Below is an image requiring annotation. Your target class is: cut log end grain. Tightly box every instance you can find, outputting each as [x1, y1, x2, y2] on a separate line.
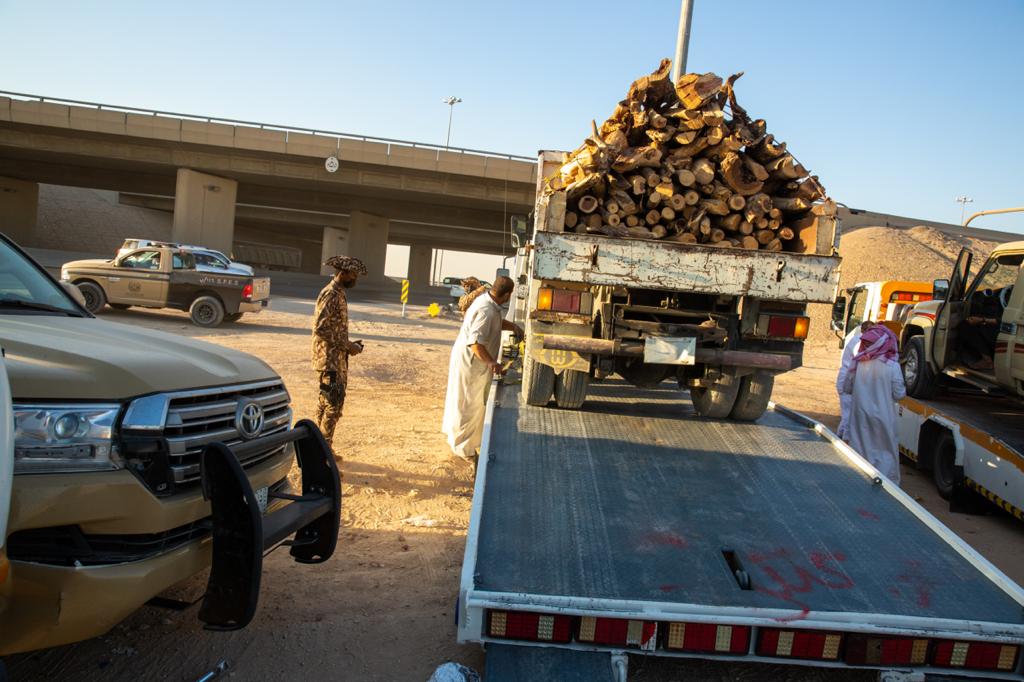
[564, 211, 579, 229]
[646, 210, 662, 225]
[578, 195, 600, 214]
[661, 206, 676, 221]
[684, 190, 701, 206]
[741, 236, 760, 249]
[625, 215, 640, 227]
[670, 193, 687, 210]
[651, 224, 668, 239]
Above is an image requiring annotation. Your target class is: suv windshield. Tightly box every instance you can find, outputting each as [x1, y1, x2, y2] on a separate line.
[0, 238, 83, 316]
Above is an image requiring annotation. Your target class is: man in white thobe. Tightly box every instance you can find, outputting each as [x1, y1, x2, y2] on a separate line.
[835, 321, 873, 440]
[442, 276, 521, 462]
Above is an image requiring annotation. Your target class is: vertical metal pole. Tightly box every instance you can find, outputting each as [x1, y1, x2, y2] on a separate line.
[671, 0, 695, 83]
[446, 105, 455, 149]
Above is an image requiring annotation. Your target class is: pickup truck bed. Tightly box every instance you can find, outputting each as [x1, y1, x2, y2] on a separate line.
[461, 376, 1024, 678]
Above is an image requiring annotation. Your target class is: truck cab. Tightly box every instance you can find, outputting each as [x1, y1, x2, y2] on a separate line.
[902, 241, 1024, 399]
[839, 280, 934, 345]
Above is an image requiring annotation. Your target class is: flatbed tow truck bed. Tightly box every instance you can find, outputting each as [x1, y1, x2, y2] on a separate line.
[459, 377, 1024, 680]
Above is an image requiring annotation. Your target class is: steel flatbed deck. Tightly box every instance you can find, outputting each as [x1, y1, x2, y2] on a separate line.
[459, 377, 1024, 680]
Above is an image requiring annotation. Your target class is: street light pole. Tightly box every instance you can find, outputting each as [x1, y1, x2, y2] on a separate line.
[671, 0, 696, 83]
[955, 195, 974, 225]
[442, 96, 462, 149]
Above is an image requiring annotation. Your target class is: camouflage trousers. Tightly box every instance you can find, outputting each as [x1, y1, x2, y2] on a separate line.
[316, 371, 347, 446]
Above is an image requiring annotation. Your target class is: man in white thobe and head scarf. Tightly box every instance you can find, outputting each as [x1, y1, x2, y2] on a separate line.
[442, 276, 522, 463]
[836, 321, 874, 441]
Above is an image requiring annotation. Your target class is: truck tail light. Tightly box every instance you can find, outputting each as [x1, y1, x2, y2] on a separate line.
[892, 292, 931, 303]
[759, 314, 810, 340]
[242, 283, 253, 301]
[757, 628, 843, 661]
[577, 616, 657, 651]
[931, 640, 1019, 672]
[537, 287, 592, 315]
[487, 610, 572, 643]
[844, 635, 929, 666]
[664, 622, 750, 654]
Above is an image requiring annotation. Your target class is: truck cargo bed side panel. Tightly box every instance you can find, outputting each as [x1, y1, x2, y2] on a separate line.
[531, 232, 841, 303]
[475, 381, 1024, 627]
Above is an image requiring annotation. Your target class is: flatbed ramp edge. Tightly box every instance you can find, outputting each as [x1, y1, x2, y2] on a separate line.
[458, 378, 1024, 680]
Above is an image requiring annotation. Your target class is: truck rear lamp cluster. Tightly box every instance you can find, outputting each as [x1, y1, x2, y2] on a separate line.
[891, 292, 931, 303]
[757, 628, 843, 661]
[758, 314, 810, 340]
[242, 283, 254, 301]
[931, 640, 1019, 672]
[577, 616, 658, 651]
[537, 287, 593, 315]
[844, 634, 929, 666]
[664, 622, 750, 654]
[486, 610, 572, 643]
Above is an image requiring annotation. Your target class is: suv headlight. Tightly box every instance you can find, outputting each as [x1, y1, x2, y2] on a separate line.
[13, 404, 121, 474]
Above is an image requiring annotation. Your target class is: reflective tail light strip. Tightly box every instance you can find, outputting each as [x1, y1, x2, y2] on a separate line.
[486, 610, 571, 643]
[758, 629, 842, 660]
[665, 622, 750, 654]
[999, 645, 1019, 671]
[490, 610, 507, 637]
[577, 617, 657, 651]
[932, 640, 1020, 671]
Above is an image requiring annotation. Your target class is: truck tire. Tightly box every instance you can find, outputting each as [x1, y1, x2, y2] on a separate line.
[75, 281, 106, 314]
[729, 372, 774, 421]
[932, 431, 958, 500]
[691, 373, 741, 419]
[903, 336, 939, 399]
[522, 355, 555, 406]
[109, 303, 131, 310]
[223, 312, 244, 323]
[190, 296, 225, 327]
[554, 369, 590, 409]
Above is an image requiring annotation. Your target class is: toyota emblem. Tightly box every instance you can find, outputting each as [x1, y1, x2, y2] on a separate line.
[236, 400, 265, 440]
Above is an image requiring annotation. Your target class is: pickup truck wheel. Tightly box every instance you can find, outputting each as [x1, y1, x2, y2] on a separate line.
[109, 303, 131, 310]
[522, 355, 555, 406]
[729, 372, 774, 421]
[554, 369, 590, 409]
[903, 336, 939, 399]
[76, 281, 106, 314]
[190, 296, 225, 327]
[223, 312, 244, 323]
[691, 373, 741, 419]
[932, 431, 957, 500]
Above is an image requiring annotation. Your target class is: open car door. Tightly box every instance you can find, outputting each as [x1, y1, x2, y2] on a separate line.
[932, 248, 972, 368]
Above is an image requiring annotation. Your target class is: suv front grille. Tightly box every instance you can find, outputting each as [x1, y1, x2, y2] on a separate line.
[162, 380, 292, 484]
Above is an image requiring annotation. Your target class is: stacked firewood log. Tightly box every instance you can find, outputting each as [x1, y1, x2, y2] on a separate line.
[544, 60, 834, 252]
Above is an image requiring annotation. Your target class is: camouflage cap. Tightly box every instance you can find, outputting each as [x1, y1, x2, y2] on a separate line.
[324, 255, 368, 275]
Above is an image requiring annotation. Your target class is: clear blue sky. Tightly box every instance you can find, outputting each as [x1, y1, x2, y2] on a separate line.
[1, 0, 1022, 242]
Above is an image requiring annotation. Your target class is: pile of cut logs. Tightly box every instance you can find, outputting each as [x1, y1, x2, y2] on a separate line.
[545, 60, 834, 252]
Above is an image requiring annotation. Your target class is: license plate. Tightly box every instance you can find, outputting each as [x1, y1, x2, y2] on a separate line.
[644, 336, 696, 365]
[255, 486, 269, 514]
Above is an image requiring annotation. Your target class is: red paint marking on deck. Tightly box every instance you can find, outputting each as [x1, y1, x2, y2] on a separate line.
[749, 548, 855, 621]
[856, 507, 881, 521]
[659, 584, 683, 593]
[639, 532, 688, 550]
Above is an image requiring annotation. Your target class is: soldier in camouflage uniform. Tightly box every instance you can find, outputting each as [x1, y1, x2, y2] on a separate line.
[312, 255, 368, 448]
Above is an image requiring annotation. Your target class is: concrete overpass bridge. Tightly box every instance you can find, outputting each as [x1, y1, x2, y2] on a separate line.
[0, 91, 537, 283]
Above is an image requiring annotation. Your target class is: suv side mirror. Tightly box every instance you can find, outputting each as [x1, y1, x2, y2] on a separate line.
[932, 278, 950, 301]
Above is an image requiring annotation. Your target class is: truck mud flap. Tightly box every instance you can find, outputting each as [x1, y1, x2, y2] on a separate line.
[198, 419, 340, 630]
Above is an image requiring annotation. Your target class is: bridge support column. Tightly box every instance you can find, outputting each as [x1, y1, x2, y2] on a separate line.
[345, 211, 389, 283]
[320, 226, 348, 275]
[0, 177, 39, 246]
[172, 169, 237, 255]
[407, 245, 433, 289]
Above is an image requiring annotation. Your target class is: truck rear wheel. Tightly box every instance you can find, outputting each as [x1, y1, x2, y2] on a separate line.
[729, 372, 774, 421]
[522, 355, 555, 406]
[690, 373, 740, 419]
[75, 281, 106, 314]
[190, 296, 225, 327]
[903, 336, 939, 399]
[932, 431, 958, 500]
[554, 369, 589, 409]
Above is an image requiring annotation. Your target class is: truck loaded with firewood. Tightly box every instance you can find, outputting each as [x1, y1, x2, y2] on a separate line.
[520, 61, 842, 419]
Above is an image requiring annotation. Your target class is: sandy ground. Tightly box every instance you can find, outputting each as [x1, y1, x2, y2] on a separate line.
[6, 294, 1023, 682]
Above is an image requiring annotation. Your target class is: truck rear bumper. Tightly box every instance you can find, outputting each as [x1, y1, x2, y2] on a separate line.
[239, 300, 269, 313]
[541, 334, 792, 371]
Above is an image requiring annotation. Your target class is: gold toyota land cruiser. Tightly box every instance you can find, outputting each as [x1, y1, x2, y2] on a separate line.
[0, 231, 339, 656]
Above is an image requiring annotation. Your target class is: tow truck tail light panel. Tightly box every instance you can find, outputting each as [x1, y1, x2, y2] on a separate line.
[486, 610, 572, 643]
[577, 616, 657, 651]
[844, 634, 930, 666]
[537, 286, 592, 315]
[664, 622, 750, 654]
[931, 640, 1019, 672]
[757, 628, 843, 661]
[757, 314, 810, 340]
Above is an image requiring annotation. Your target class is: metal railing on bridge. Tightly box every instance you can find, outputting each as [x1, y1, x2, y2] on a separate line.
[0, 89, 534, 163]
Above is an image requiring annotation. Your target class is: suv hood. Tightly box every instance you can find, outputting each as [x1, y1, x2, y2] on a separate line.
[2, 316, 278, 401]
